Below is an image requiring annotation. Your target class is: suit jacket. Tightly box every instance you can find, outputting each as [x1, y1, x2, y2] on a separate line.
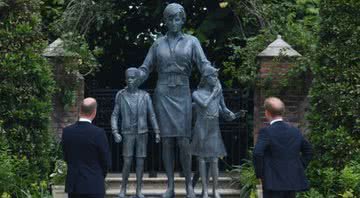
[111, 89, 159, 134]
[62, 121, 111, 194]
[253, 121, 312, 191]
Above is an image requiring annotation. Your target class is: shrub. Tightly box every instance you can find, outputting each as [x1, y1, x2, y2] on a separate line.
[50, 160, 67, 185]
[307, 0, 360, 196]
[339, 161, 360, 196]
[229, 155, 258, 198]
[0, 135, 15, 194]
[0, 130, 43, 197]
[298, 188, 325, 198]
[0, 0, 55, 189]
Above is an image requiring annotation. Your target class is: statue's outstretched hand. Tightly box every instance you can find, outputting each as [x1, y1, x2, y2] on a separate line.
[229, 111, 237, 120]
[223, 110, 237, 121]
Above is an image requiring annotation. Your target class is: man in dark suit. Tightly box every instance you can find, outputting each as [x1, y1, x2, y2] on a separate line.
[253, 97, 312, 198]
[62, 97, 111, 198]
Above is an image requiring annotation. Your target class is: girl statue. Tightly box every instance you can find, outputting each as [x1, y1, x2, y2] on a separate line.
[191, 66, 237, 198]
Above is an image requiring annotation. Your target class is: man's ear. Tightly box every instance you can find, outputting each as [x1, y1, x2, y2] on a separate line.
[91, 109, 97, 120]
[264, 109, 270, 118]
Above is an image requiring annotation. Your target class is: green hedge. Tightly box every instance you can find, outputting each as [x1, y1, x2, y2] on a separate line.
[306, 0, 360, 197]
[0, 0, 55, 193]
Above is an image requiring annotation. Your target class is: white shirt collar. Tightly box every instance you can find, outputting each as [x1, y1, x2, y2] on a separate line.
[270, 118, 283, 125]
[79, 117, 92, 123]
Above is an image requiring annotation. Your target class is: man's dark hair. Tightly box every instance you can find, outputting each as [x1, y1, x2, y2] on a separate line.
[80, 99, 97, 116]
[264, 97, 285, 116]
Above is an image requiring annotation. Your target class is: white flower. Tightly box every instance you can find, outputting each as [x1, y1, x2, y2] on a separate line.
[219, 2, 229, 8]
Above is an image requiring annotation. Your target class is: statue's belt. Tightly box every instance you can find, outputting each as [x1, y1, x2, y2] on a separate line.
[204, 114, 219, 119]
[158, 73, 189, 87]
[199, 112, 219, 119]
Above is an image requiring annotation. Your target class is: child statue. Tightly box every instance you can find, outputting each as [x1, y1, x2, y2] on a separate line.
[111, 67, 161, 198]
[190, 66, 238, 198]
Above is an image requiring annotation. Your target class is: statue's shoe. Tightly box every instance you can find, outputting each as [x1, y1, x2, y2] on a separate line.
[136, 193, 145, 198]
[201, 192, 209, 198]
[118, 192, 126, 198]
[186, 186, 196, 198]
[161, 188, 175, 198]
[214, 191, 221, 198]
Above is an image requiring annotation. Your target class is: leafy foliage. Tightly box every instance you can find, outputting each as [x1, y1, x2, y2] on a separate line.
[0, 0, 55, 193]
[223, 33, 270, 87]
[298, 188, 326, 198]
[0, 133, 15, 194]
[60, 32, 102, 76]
[222, 0, 319, 88]
[0, 129, 51, 197]
[41, 0, 107, 107]
[57, 0, 119, 35]
[40, 0, 66, 40]
[50, 160, 67, 185]
[339, 162, 360, 194]
[306, 0, 360, 197]
[229, 156, 258, 198]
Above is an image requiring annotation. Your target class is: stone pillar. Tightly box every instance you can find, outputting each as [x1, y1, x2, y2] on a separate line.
[43, 38, 84, 140]
[254, 35, 309, 142]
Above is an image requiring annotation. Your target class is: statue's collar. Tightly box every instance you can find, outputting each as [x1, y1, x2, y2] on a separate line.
[165, 32, 185, 40]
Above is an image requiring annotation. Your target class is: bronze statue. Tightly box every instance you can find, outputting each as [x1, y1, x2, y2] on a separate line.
[111, 68, 160, 198]
[137, 3, 214, 198]
[191, 67, 238, 198]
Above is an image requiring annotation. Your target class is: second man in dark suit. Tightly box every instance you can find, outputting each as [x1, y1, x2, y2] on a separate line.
[62, 97, 112, 198]
[253, 97, 312, 198]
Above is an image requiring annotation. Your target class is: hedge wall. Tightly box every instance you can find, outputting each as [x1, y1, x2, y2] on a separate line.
[0, 0, 55, 186]
[306, 0, 360, 197]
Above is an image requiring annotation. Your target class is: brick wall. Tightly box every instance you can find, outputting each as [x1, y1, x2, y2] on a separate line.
[253, 57, 310, 142]
[49, 57, 84, 140]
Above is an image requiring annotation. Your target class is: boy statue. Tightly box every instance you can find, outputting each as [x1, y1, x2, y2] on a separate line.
[111, 67, 161, 198]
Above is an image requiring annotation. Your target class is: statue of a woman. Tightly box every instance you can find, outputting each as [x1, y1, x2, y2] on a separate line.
[137, 3, 213, 198]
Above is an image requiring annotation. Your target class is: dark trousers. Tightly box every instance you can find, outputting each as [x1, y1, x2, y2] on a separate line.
[263, 190, 296, 198]
[68, 193, 104, 198]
